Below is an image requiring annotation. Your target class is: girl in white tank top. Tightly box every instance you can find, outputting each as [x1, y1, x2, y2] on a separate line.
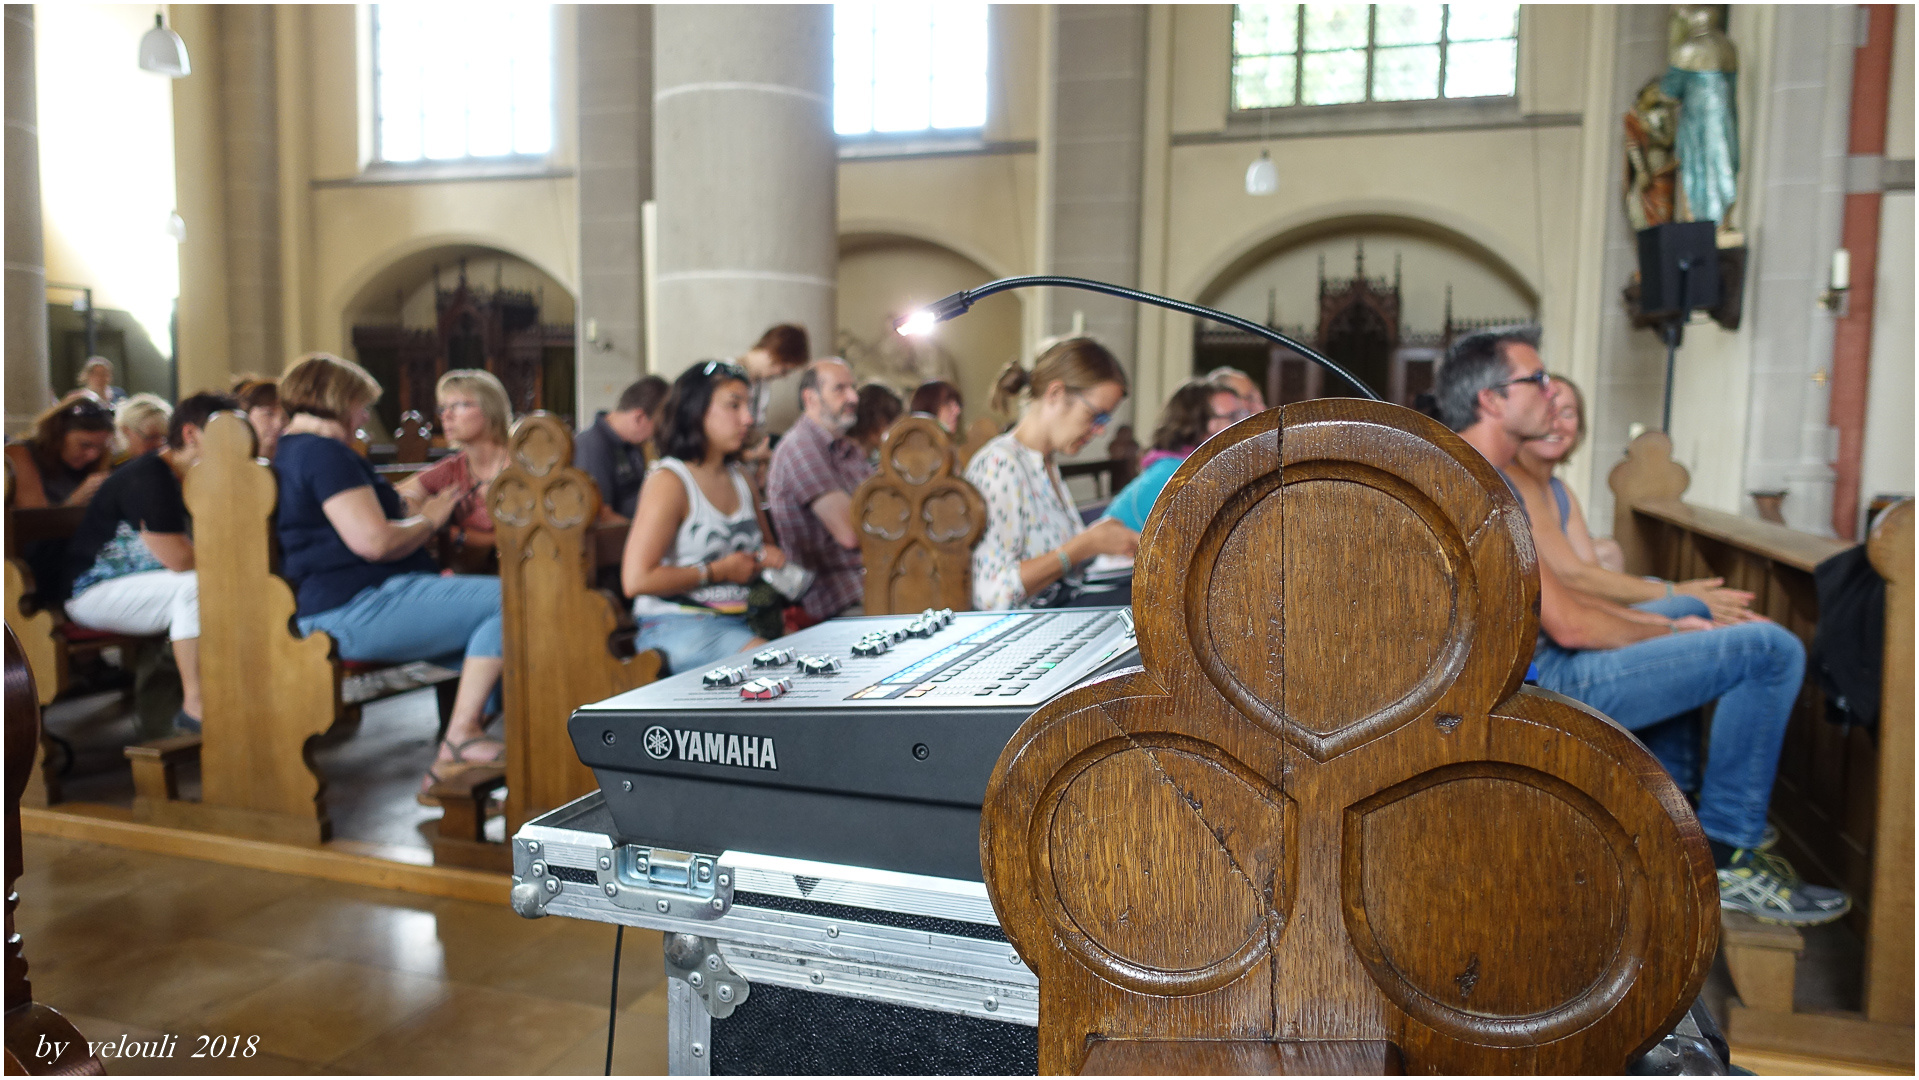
[631, 456, 764, 616]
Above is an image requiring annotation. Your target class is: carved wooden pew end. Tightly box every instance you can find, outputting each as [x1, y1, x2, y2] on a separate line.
[852, 417, 987, 616]
[427, 765, 510, 872]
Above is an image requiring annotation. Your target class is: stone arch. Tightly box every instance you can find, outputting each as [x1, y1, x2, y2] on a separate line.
[335, 239, 579, 435]
[1184, 201, 1541, 310]
[836, 229, 1023, 431]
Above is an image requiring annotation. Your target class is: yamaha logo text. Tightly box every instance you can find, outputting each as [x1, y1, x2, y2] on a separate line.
[643, 725, 778, 770]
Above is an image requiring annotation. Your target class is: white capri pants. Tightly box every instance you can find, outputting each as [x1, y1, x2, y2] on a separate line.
[65, 570, 200, 641]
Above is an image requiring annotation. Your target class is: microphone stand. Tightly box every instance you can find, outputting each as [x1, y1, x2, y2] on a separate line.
[1660, 257, 1692, 433]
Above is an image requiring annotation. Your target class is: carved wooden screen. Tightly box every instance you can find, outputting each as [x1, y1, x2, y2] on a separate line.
[980, 399, 1719, 1074]
[490, 414, 662, 834]
[851, 417, 988, 616]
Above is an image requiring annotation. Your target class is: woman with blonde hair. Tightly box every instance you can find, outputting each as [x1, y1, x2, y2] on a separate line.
[397, 369, 513, 566]
[963, 338, 1140, 610]
[111, 394, 173, 466]
[272, 353, 506, 795]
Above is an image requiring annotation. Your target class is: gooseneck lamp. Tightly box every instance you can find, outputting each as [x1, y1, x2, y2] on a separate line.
[895, 275, 1381, 402]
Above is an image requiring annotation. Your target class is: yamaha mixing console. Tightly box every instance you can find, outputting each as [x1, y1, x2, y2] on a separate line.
[570, 606, 1138, 880]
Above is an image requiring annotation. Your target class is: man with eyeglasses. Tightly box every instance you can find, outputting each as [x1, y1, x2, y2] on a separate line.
[1436, 327, 1848, 927]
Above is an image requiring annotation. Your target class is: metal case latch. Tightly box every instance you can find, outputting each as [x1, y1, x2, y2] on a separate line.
[600, 845, 734, 919]
[664, 933, 750, 1019]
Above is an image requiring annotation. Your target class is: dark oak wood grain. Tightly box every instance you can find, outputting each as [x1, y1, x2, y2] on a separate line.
[851, 417, 987, 616]
[490, 414, 662, 840]
[4, 626, 106, 1075]
[981, 399, 1719, 1074]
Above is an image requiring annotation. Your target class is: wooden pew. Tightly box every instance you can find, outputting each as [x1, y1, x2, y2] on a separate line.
[393, 409, 433, 463]
[489, 413, 662, 847]
[851, 417, 986, 616]
[4, 626, 105, 1076]
[4, 505, 158, 806]
[981, 399, 1719, 1073]
[141, 413, 458, 844]
[1609, 432, 1914, 1069]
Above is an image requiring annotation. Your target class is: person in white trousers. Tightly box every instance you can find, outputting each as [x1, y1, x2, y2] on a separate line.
[62, 392, 240, 735]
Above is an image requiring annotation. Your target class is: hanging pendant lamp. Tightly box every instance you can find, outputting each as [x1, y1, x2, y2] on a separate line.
[139, 12, 190, 78]
[1245, 149, 1278, 195]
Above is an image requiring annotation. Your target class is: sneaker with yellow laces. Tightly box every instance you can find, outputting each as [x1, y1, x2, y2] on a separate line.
[1718, 848, 1851, 926]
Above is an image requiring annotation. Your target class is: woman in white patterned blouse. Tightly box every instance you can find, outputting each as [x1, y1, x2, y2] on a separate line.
[963, 338, 1140, 610]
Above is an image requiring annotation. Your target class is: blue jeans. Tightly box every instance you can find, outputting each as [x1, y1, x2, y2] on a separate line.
[299, 574, 503, 663]
[633, 611, 758, 676]
[1532, 595, 1805, 849]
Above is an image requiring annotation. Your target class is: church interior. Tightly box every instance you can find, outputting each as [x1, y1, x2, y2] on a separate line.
[3, 3, 1914, 1075]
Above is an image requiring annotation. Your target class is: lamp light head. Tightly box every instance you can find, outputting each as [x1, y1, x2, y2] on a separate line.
[1245, 149, 1278, 196]
[140, 13, 191, 78]
[894, 289, 975, 336]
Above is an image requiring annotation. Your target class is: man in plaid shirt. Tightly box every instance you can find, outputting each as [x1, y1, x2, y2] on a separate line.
[768, 358, 873, 622]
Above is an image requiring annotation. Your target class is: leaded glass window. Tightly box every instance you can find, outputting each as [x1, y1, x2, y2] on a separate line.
[1232, 4, 1518, 110]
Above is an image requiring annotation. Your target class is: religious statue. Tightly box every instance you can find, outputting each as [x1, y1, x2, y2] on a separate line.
[1661, 5, 1741, 242]
[1623, 79, 1680, 231]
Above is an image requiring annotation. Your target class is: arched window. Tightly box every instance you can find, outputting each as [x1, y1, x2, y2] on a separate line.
[373, 3, 554, 163]
[1232, 4, 1519, 111]
[834, 3, 989, 137]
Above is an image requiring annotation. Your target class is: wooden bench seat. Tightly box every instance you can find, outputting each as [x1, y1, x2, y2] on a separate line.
[4, 505, 167, 806]
[131, 413, 459, 845]
[490, 413, 662, 844]
[1611, 432, 1914, 1068]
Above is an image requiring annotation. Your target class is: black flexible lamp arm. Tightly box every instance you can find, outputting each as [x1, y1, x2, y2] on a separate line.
[897, 274, 1381, 402]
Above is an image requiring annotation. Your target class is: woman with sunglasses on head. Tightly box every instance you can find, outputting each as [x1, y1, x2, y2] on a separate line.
[622, 361, 788, 674]
[1100, 378, 1251, 533]
[1510, 374, 1754, 623]
[397, 369, 513, 572]
[272, 353, 506, 798]
[964, 338, 1140, 611]
[6, 395, 115, 508]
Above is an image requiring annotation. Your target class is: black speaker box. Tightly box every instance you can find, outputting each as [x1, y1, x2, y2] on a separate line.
[1637, 222, 1721, 315]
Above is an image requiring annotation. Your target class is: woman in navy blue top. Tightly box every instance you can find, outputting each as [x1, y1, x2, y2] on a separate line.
[273, 353, 505, 797]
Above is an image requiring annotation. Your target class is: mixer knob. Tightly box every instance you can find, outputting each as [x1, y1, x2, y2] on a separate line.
[905, 620, 935, 638]
[752, 647, 794, 668]
[741, 677, 791, 700]
[851, 638, 890, 657]
[702, 666, 746, 687]
[936, 608, 955, 626]
[798, 655, 842, 676]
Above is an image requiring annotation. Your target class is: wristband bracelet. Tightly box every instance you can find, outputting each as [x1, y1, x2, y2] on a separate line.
[697, 562, 711, 587]
[1664, 580, 1675, 598]
[1055, 548, 1072, 576]
[1668, 620, 1678, 634]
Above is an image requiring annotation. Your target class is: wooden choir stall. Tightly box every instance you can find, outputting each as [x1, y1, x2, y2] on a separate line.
[1610, 431, 1914, 1071]
[980, 400, 1721, 1073]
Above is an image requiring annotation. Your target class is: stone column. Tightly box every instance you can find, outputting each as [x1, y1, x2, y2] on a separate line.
[221, 6, 282, 372]
[577, 5, 652, 419]
[4, 4, 50, 432]
[654, 4, 836, 432]
[1745, 5, 1854, 537]
[1045, 5, 1148, 443]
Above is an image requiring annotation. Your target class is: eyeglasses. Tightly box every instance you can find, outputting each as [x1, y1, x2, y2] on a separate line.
[62, 399, 111, 419]
[1492, 369, 1552, 394]
[1067, 389, 1113, 429]
[1211, 407, 1252, 424]
[700, 361, 749, 383]
[437, 400, 479, 414]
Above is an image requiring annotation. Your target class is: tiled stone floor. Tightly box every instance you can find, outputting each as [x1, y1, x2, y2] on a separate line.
[12, 833, 669, 1075]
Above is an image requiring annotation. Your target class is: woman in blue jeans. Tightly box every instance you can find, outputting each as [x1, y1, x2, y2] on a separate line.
[622, 361, 786, 675]
[271, 353, 505, 797]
